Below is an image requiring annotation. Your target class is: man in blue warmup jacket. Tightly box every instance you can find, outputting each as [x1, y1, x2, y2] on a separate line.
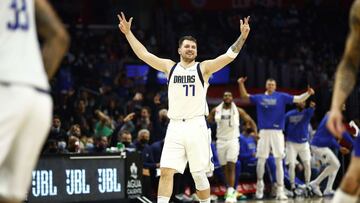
[285, 101, 315, 193]
[310, 110, 354, 197]
[238, 77, 314, 200]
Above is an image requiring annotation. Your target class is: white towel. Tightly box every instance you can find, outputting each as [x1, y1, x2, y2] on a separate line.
[214, 102, 239, 127]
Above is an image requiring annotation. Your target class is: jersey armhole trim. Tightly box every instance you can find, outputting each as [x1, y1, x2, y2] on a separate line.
[167, 63, 178, 85]
[196, 63, 204, 87]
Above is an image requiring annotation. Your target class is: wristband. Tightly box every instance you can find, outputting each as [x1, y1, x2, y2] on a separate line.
[226, 47, 239, 58]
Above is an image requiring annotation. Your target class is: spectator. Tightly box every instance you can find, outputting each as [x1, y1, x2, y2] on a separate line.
[153, 109, 169, 142]
[94, 136, 109, 153]
[67, 135, 81, 153]
[43, 139, 60, 154]
[126, 92, 144, 114]
[118, 130, 136, 150]
[94, 110, 114, 138]
[134, 129, 157, 200]
[72, 99, 92, 135]
[136, 107, 153, 132]
[49, 115, 67, 142]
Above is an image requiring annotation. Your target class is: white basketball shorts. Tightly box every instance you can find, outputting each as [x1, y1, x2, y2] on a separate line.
[0, 85, 52, 201]
[256, 129, 285, 158]
[286, 141, 311, 164]
[216, 138, 239, 165]
[160, 116, 213, 174]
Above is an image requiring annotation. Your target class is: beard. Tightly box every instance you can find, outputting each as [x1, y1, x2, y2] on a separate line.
[224, 101, 232, 107]
[181, 53, 196, 62]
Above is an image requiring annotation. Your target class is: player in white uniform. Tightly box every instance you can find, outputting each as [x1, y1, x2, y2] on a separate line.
[208, 91, 257, 202]
[118, 12, 250, 203]
[0, 0, 69, 203]
[327, 1, 360, 202]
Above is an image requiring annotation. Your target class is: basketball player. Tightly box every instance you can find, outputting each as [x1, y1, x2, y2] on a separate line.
[0, 0, 69, 203]
[117, 12, 250, 203]
[285, 101, 316, 194]
[310, 111, 354, 197]
[326, 0, 360, 202]
[237, 77, 314, 200]
[207, 91, 257, 202]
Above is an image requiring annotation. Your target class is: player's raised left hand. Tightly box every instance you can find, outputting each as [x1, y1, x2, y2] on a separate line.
[240, 16, 250, 39]
[117, 12, 133, 35]
[307, 85, 315, 95]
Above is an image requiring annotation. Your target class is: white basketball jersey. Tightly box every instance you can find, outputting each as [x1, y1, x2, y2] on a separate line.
[167, 62, 209, 119]
[216, 109, 240, 140]
[0, 0, 49, 89]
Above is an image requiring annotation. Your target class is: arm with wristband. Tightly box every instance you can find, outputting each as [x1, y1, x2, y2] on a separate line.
[293, 86, 315, 103]
[200, 16, 251, 79]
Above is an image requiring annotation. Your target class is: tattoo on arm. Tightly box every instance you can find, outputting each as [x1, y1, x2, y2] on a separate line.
[230, 35, 246, 53]
[337, 1, 360, 97]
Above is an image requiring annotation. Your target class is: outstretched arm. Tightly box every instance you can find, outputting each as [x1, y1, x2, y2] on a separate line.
[117, 12, 175, 74]
[327, 0, 360, 137]
[238, 108, 258, 137]
[207, 108, 216, 123]
[293, 86, 315, 103]
[200, 16, 251, 78]
[237, 77, 251, 102]
[35, 0, 70, 79]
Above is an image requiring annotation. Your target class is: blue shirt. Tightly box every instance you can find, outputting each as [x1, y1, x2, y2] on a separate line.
[150, 140, 164, 163]
[250, 92, 294, 130]
[311, 115, 354, 149]
[239, 134, 257, 162]
[285, 107, 314, 143]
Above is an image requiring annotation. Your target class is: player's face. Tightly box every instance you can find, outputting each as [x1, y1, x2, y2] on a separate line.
[223, 92, 233, 104]
[266, 80, 277, 93]
[178, 40, 197, 62]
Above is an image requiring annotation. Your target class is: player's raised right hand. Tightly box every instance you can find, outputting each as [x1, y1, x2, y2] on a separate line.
[117, 12, 133, 35]
[237, 77, 247, 84]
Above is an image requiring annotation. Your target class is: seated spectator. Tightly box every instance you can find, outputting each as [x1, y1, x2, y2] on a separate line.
[94, 136, 109, 153]
[119, 130, 136, 150]
[83, 137, 95, 153]
[49, 115, 67, 142]
[43, 139, 60, 154]
[68, 124, 81, 138]
[67, 135, 81, 153]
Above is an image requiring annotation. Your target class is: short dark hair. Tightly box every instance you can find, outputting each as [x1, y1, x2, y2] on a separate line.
[178, 35, 197, 47]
